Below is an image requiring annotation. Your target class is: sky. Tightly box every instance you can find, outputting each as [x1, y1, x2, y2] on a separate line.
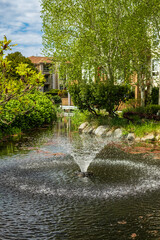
[0, 0, 43, 57]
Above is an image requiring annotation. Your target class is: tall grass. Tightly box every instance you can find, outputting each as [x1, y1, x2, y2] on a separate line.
[71, 109, 160, 138]
[124, 121, 160, 137]
[70, 110, 90, 129]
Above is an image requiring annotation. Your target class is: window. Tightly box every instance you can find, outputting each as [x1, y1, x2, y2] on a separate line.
[152, 59, 160, 77]
[43, 64, 51, 72]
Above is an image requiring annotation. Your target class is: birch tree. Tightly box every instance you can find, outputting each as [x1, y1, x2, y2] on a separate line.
[41, 0, 160, 105]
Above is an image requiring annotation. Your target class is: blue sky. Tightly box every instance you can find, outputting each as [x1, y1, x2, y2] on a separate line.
[0, 0, 43, 57]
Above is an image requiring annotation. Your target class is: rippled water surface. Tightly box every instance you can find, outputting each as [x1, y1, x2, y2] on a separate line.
[0, 122, 160, 240]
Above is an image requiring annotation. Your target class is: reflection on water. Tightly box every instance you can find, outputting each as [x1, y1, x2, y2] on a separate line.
[0, 122, 160, 239]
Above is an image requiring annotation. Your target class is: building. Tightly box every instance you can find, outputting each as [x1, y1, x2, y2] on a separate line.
[28, 56, 59, 92]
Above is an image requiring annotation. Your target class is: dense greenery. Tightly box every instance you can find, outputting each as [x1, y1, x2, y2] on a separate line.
[45, 91, 62, 105]
[71, 109, 160, 138]
[0, 36, 57, 137]
[68, 82, 132, 115]
[45, 89, 68, 97]
[0, 91, 57, 135]
[151, 87, 159, 105]
[45, 89, 68, 105]
[41, 0, 160, 107]
[6, 51, 37, 80]
[122, 105, 160, 121]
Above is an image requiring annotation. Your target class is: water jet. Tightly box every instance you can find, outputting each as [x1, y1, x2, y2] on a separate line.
[75, 171, 94, 178]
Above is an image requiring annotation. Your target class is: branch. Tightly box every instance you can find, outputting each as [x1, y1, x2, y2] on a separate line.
[0, 104, 35, 126]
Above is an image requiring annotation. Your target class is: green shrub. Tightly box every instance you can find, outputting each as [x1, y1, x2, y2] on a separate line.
[145, 105, 160, 114]
[68, 82, 131, 116]
[46, 89, 68, 98]
[46, 89, 60, 96]
[122, 104, 160, 121]
[0, 91, 57, 133]
[124, 121, 160, 137]
[57, 89, 68, 97]
[71, 110, 90, 129]
[52, 95, 62, 105]
[151, 87, 159, 105]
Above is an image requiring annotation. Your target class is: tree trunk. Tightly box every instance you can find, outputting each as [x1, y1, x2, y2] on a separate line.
[140, 86, 145, 107]
[158, 86, 160, 105]
[139, 73, 145, 107]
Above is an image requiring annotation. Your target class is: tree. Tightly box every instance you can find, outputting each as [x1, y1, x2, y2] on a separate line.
[6, 51, 38, 80]
[41, 0, 160, 106]
[0, 36, 45, 126]
[41, 0, 132, 84]
[68, 81, 132, 116]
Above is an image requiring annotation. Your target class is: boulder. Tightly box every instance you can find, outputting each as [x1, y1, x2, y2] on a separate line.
[94, 125, 109, 137]
[113, 128, 123, 139]
[106, 130, 113, 137]
[155, 134, 160, 141]
[83, 126, 95, 134]
[127, 133, 135, 141]
[135, 137, 141, 142]
[78, 122, 89, 133]
[141, 133, 155, 142]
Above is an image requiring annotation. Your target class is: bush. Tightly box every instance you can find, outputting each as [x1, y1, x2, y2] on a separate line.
[46, 89, 60, 96]
[46, 89, 68, 98]
[151, 87, 159, 105]
[71, 110, 90, 129]
[122, 105, 160, 121]
[45, 89, 62, 105]
[68, 82, 131, 115]
[59, 89, 68, 98]
[52, 95, 62, 105]
[0, 91, 57, 133]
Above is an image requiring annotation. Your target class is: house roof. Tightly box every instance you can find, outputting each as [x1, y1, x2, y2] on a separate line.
[28, 56, 52, 64]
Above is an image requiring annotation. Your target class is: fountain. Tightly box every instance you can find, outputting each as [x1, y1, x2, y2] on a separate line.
[1, 124, 160, 240]
[71, 134, 107, 177]
[75, 170, 94, 178]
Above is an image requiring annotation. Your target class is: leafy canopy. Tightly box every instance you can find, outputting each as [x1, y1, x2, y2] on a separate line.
[0, 36, 45, 125]
[6, 51, 38, 80]
[41, 0, 160, 85]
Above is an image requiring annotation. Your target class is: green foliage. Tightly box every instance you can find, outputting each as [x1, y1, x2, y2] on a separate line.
[0, 36, 58, 139]
[124, 121, 160, 138]
[0, 91, 57, 133]
[0, 36, 46, 127]
[123, 99, 141, 109]
[46, 89, 59, 96]
[6, 51, 37, 80]
[71, 110, 90, 129]
[41, 0, 159, 87]
[52, 95, 62, 105]
[122, 105, 160, 121]
[45, 89, 62, 104]
[45, 89, 68, 104]
[123, 105, 160, 115]
[151, 87, 159, 105]
[58, 89, 68, 98]
[68, 82, 131, 115]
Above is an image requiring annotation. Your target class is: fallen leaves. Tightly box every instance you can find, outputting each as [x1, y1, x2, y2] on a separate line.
[131, 233, 137, 239]
[147, 230, 158, 236]
[118, 220, 127, 225]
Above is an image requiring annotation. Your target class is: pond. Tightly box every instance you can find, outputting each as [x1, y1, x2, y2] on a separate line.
[0, 122, 160, 240]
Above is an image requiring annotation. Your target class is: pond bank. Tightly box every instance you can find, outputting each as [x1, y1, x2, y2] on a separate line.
[79, 122, 160, 160]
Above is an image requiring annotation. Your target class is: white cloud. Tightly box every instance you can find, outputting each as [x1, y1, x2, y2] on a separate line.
[0, 0, 43, 57]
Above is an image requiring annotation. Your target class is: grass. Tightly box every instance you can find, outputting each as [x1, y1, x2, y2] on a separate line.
[70, 110, 160, 138]
[124, 121, 160, 137]
[70, 109, 90, 129]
